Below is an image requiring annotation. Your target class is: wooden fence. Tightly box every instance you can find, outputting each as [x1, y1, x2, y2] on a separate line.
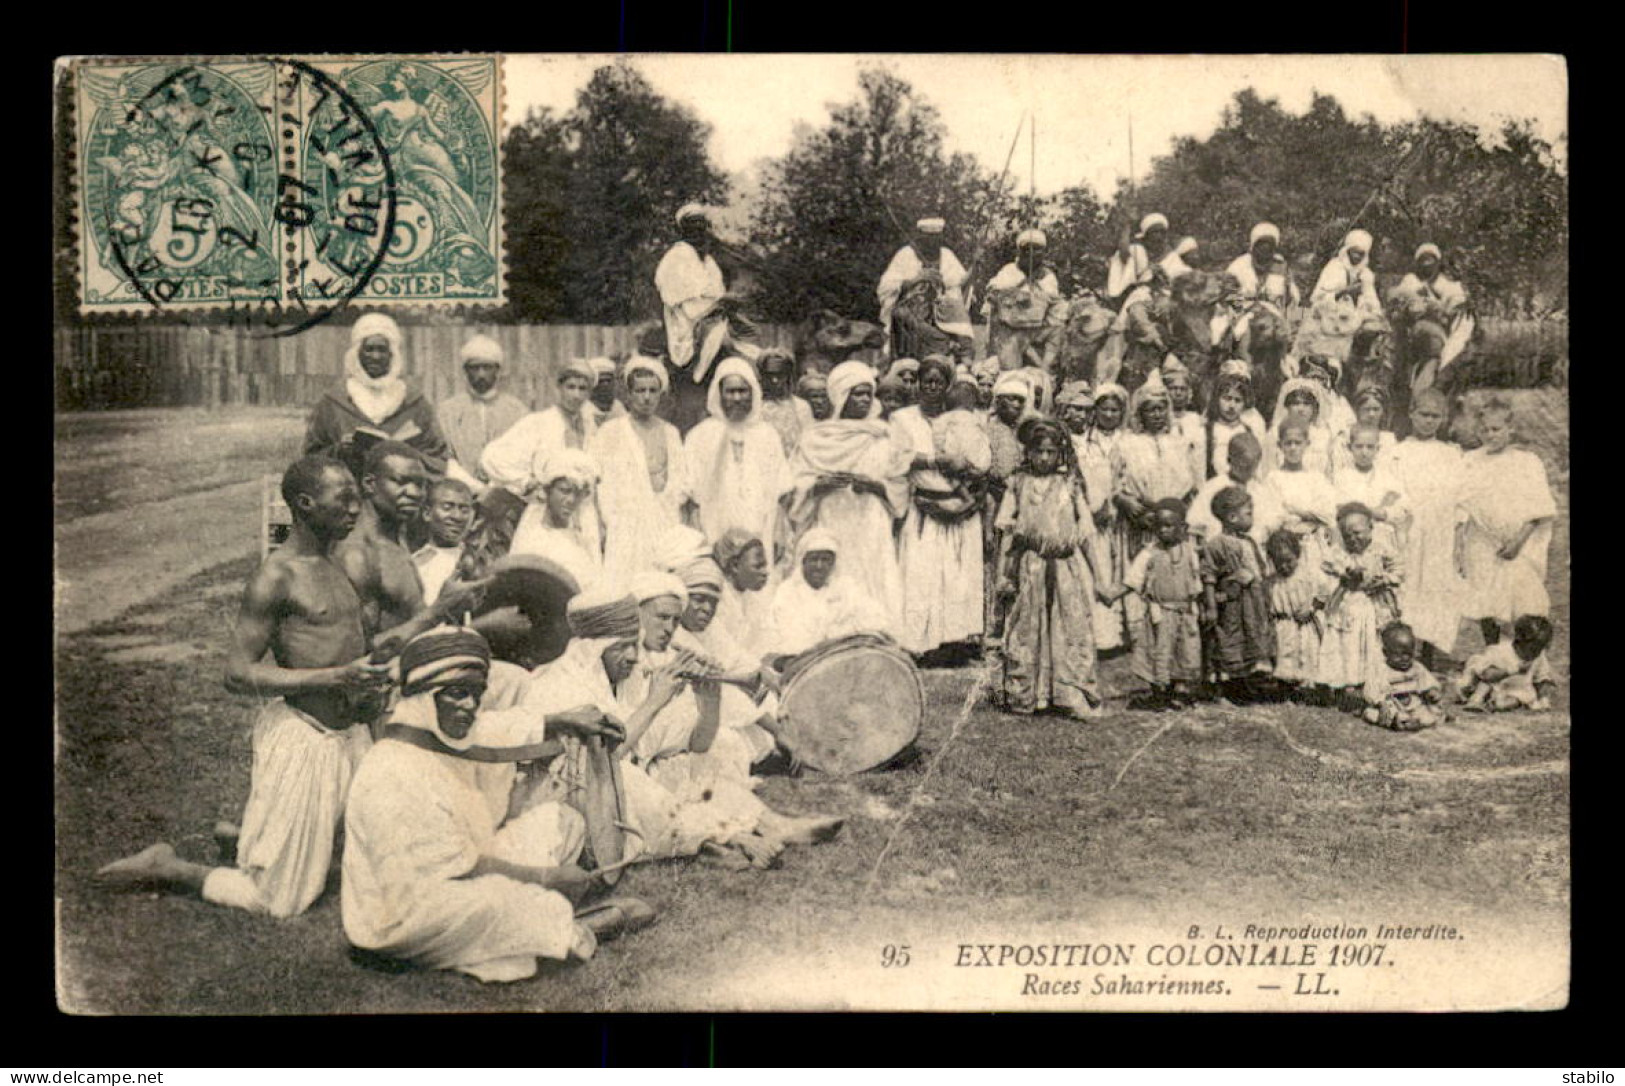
[52, 322, 802, 412]
[53, 317, 1566, 412]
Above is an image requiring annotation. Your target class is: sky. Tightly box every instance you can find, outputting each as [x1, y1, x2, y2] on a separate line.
[505, 54, 1567, 200]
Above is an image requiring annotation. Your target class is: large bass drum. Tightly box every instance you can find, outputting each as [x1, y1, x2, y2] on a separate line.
[776, 633, 923, 775]
[468, 553, 580, 670]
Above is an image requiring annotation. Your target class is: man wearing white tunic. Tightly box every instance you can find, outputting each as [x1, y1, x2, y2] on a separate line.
[984, 229, 1064, 372]
[437, 334, 529, 491]
[1302, 229, 1385, 367]
[483, 358, 604, 565]
[787, 361, 913, 640]
[1218, 222, 1301, 355]
[1106, 212, 1172, 305]
[590, 356, 694, 584]
[657, 204, 755, 389]
[684, 357, 791, 561]
[892, 356, 991, 655]
[1388, 242, 1476, 397]
[342, 627, 651, 982]
[877, 216, 969, 349]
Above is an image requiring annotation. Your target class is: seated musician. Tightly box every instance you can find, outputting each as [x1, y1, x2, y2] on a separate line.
[341, 626, 655, 983]
[624, 572, 842, 845]
[766, 529, 892, 663]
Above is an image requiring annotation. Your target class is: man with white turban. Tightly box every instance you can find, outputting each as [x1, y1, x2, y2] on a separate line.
[786, 361, 912, 638]
[1387, 242, 1475, 398]
[656, 204, 757, 388]
[984, 228, 1064, 372]
[589, 357, 694, 583]
[1216, 222, 1302, 366]
[877, 216, 970, 353]
[436, 333, 529, 490]
[767, 528, 891, 658]
[1301, 229, 1387, 372]
[1106, 212, 1173, 305]
[341, 626, 651, 983]
[305, 312, 453, 479]
[684, 357, 792, 562]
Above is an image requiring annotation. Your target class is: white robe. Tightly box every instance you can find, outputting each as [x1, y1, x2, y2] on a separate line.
[341, 690, 584, 983]
[590, 415, 693, 583]
[877, 244, 968, 337]
[482, 405, 604, 571]
[412, 543, 462, 607]
[1458, 447, 1557, 622]
[508, 521, 603, 594]
[1386, 438, 1469, 648]
[892, 404, 990, 652]
[767, 571, 890, 657]
[684, 418, 790, 560]
[1106, 244, 1154, 302]
[655, 241, 726, 369]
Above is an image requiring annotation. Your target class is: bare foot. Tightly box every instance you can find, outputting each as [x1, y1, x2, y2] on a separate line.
[731, 832, 783, 869]
[762, 813, 845, 847]
[96, 843, 187, 887]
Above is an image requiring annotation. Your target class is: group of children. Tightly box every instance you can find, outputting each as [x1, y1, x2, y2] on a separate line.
[991, 353, 1559, 732]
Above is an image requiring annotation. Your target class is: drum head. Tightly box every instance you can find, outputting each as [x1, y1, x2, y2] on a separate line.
[778, 636, 923, 775]
[470, 554, 580, 669]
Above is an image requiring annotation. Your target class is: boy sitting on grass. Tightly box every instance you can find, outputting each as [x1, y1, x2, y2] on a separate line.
[1365, 622, 1447, 731]
[1458, 614, 1557, 712]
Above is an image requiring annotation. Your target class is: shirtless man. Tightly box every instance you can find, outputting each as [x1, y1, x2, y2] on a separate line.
[335, 440, 485, 660]
[97, 456, 395, 917]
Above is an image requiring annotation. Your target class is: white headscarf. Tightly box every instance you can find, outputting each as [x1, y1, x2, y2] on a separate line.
[1249, 222, 1281, 246]
[631, 570, 690, 607]
[538, 448, 599, 490]
[827, 360, 881, 420]
[622, 355, 670, 393]
[705, 357, 764, 431]
[344, 313, 408, 424]
[458, 334, 504, 403]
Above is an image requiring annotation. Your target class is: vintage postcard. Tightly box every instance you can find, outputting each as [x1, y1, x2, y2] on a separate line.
[71, 55, 504, 322]
[54, 53, 1569, 1014]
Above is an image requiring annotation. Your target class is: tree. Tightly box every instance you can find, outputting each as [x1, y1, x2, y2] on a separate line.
[560, 64, 729, 323]
[749, 69, 1015, 323]
[502, 106, 574, 320]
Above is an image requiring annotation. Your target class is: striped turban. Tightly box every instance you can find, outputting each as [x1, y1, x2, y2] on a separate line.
[399, 626, 491, 696]
[566, 588, 643, 640]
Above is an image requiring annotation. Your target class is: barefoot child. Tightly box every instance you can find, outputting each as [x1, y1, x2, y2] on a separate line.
[1265, 528, 1326, 697]
[1201, 486, 1276, 701]
[1124, 498, 1204, 708]
[1459, 614, 1557, 712]
[1366, 621, 1446, 730]
[995, 418, 1117, 717]
[1319, 503, 1403, 714]
[1457, 396, 1557, 648]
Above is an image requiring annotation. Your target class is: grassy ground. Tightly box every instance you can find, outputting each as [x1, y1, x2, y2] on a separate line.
[54, 391, 1569, 1014]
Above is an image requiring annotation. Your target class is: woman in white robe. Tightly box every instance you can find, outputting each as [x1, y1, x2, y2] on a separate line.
[590, 357, 693, 584]
[785, 361, 914, 640]
[684, 357, 792, 566]
[892, 356, 991, 654]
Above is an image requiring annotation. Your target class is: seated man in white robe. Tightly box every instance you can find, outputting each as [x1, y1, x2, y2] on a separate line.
[877, 216, 970, 355]
[342, 627, 654, 983]
[767, 529, 892, 659]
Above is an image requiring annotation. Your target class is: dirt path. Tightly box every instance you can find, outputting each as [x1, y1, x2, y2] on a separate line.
[54, 478, 262, 635]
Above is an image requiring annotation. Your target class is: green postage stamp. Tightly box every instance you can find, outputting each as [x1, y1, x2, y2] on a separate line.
[70, 55, 504, 322]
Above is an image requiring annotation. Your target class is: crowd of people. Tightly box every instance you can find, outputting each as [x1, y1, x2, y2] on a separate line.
[93, 200, 1560, 986]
